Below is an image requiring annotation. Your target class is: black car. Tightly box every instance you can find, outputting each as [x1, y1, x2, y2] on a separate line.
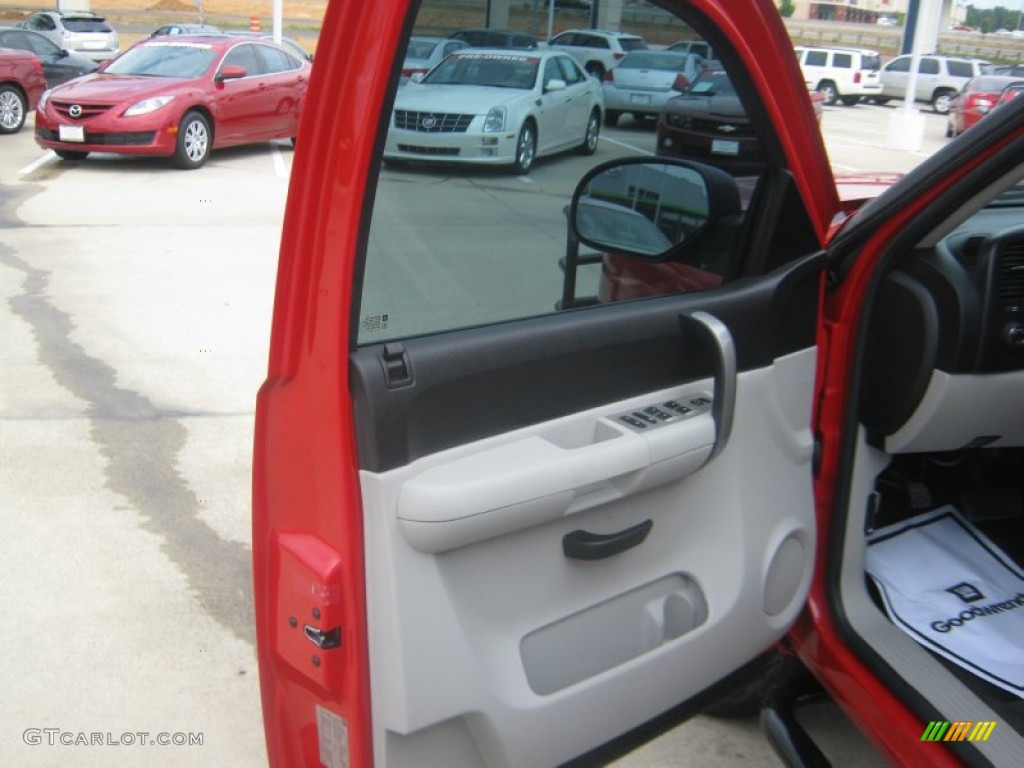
[449, 28, 540, 49]
[0, 26, 96, 87]
[656, 69, 763, 176]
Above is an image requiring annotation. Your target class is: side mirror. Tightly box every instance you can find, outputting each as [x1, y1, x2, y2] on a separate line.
[559, 158, 742, 309]
[216, 65, 247, 82]
[570, 158, 740, 261]
[58, 48, 70, 59]
[545, 78, 567, 93]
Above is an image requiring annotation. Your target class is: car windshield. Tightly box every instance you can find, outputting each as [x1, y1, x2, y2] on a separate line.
[987, 181, 1024, 207]
[618, 52, 693, 71]
[104, 43, 217, 78]
[619, 38, 648, 52]
[422, 53, 539, 88]
[63, 19, 113, 33]
[973, 76, 1018, 92]
[687, 70, 734, 96]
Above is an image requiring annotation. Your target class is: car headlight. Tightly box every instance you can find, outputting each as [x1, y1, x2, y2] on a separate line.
[38, 89, 51, 111]
[123, 96, 175, 117]
[483, 106, 506, 132]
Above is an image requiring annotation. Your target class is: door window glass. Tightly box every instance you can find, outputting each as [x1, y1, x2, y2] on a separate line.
[887, 57, 910, 73]
[358, 0, 787, 344]
[542, 57, 562, 88]
[833, 53, 852, 68]
[256, 44, 299, 74]
[947, 60, 973, 78]
[920, 58, 940, 75]
[557, 55, 584, 85]
[221, 44, 261, 76]
[805, 51, 827, 66]
[26, 31, 59, 56]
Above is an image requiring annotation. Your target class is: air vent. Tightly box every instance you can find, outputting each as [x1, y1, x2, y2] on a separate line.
[996, 241, 1024, 302]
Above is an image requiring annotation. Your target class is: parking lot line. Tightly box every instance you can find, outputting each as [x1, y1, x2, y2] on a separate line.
[271, 144, 288, 179]
[600, 135, 655, 156]
[18, 152, 57, 176]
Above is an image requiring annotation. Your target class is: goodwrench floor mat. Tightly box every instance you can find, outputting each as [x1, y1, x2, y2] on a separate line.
[866, 506, 1024, 698]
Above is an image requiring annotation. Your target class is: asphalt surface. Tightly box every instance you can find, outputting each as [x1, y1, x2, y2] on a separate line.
[0, 100, 949, 766]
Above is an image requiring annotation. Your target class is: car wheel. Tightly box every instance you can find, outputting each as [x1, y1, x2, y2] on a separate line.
[585, 62, 605, 79]
[173, 111, 211, 170]
[816, 81, 838, 106]
[840, 95, 860, 106]
[54, 149, 90, 161]
[932, 89, 955, 115]
[0, 84, 27, 134]
[577, 109, 600, 155]
[604, 110, 620, 127]
[510, 121, 536, 175]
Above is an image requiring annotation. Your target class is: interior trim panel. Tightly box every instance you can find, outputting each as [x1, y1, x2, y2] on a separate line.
[360, 350, 818, 768]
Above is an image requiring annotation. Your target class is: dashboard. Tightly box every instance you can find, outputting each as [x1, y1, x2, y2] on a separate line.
[859, 195, 1024, 453]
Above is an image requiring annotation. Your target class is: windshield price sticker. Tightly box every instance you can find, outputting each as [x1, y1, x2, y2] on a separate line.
[455, 53, 536, 63]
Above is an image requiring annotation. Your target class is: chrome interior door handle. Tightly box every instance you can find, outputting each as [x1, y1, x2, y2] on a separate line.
[679, 311, 736, 462]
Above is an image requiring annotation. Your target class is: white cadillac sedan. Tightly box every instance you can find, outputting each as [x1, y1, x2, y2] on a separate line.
[383, 49, 603, 174]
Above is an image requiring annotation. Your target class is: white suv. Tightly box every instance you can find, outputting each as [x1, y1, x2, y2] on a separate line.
[547, 29, 647, 77]
[877, 54, 989, 114]
[794, 45, 883, 106]
[20, 11, 119, 62]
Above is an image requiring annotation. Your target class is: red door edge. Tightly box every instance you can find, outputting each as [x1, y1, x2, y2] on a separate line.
[253, 0, 416, 765]
[795, 131, 1023, 767]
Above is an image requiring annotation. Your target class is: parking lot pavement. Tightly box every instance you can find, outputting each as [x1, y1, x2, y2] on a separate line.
[0, 101, 942, 767]
[1, 134, 284, 767]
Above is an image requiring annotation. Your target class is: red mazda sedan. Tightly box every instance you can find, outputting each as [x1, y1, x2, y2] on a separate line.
[0, 47, 46, 134]
[34, 36, 310, 168]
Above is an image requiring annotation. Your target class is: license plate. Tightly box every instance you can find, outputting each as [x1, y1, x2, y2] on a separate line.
[711, 139, 739, 155]
[59, 125, 85, 142]
[629, 93, 651, 105]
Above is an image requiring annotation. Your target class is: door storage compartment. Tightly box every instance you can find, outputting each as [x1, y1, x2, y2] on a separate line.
[520, 573, 708, 695]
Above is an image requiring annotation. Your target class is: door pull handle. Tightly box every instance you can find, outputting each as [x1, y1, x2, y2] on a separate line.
[563, 519, 653, 560]
[679, 311, 736, 462]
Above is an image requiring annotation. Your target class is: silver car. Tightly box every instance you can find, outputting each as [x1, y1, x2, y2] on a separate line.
[400, 36, 469, 84]
[20, 11, 119, 63]
[877, 54, 990, 114]
[602, 50, 706, 126]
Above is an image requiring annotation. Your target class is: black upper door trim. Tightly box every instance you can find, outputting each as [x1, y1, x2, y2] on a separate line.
[351, 251, 825, 472]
